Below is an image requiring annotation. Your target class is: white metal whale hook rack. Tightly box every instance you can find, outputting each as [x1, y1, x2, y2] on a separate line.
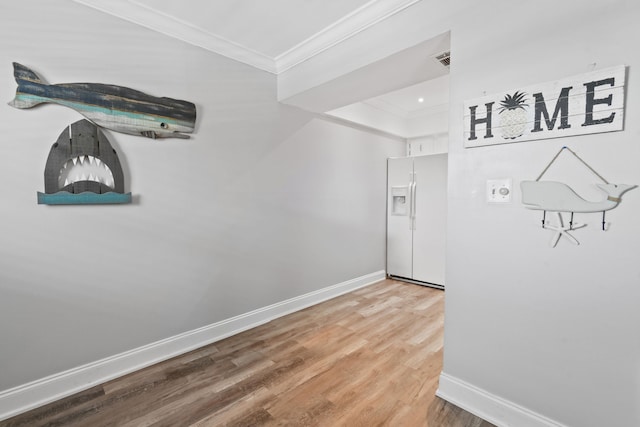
[520, 146, 636, 247]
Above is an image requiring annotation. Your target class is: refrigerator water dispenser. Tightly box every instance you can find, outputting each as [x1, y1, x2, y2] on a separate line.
[391, 186, 409, 215]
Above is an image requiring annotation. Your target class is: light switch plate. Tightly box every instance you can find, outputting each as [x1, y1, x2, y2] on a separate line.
[487, 178, 512, 203]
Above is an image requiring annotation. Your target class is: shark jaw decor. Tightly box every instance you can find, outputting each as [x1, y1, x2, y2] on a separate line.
[9, 62, 196, 139]
[37, 119, 132, 205]
[521, 146, 636, 247]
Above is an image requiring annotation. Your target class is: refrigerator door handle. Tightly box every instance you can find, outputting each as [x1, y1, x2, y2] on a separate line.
[408, 173, 414, 230]
[411, 174, 417, 230]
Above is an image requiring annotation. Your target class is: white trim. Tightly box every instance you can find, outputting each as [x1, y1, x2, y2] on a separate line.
[71, 0, 421, 75]
[436, 372, 569, 427]
[0, 270, 385, 422]
[275, 0, 422, 73]
[72, 0, 277, 73]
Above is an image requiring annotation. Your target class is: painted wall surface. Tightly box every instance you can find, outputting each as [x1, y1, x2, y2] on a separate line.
[3, 1, 640, 425]
[282, 0, 640, 425]
[0, 1, 403, 392]
[443, 1, 640, 426]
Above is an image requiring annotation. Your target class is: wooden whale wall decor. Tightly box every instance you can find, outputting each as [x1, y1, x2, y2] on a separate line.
[521, 147, 636, 247]
[8, 62, 196, 139]
[521, 181, 636, 213]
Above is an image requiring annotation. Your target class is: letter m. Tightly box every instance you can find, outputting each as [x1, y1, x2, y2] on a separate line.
[531, 87, 572, 132]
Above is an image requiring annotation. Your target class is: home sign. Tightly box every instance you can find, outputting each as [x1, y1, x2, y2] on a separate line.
[464, 65, 625, 148]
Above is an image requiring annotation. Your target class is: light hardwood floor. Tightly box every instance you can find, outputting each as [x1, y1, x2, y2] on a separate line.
[2, 279, 494, 427]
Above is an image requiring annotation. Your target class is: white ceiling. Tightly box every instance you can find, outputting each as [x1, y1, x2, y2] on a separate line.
[73, 0, 449, 137]
[131, 0, 375, 59]
[326, 75, 450, 139]
[74, 0, 424, 74]
[365, 75, 450, 116]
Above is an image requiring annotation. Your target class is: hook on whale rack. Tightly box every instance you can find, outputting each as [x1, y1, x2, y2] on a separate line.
[521, 146, 636, 247]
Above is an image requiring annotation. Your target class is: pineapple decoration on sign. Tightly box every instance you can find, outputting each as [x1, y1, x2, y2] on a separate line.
[498, 91, 529, 139]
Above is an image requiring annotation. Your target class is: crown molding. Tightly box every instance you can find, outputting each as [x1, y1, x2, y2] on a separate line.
[72, 0, 277, 74]
[73, 0, 422, 75]
[274, 0, 422, 73]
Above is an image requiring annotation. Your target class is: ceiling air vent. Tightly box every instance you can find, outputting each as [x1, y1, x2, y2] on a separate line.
[434, 51, 450, 67]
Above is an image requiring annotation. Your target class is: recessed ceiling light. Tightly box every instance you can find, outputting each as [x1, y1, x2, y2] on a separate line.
[418, 97, 424, 103]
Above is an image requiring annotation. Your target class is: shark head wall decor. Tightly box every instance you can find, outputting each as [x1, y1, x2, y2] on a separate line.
[37, 119, 132, 205]
[9, 62, 197, 139]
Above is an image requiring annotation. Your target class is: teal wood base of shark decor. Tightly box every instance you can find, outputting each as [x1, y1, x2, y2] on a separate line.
[37, 191, 132, 205]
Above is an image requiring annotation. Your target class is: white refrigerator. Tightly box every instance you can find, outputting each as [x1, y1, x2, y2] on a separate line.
[387, 154, 447, 289]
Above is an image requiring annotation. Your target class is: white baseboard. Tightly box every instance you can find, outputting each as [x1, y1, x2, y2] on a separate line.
[436, 372, 568, 427]
[0, 270, 386, 421]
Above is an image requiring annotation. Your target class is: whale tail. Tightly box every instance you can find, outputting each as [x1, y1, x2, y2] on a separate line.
[8, 62, 46, 109]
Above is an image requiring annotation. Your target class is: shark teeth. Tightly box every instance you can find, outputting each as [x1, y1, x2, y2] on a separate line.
[58, 155, 115, 189]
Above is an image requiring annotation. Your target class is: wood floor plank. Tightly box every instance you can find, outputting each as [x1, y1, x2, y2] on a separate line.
[1, 279, 495, 427]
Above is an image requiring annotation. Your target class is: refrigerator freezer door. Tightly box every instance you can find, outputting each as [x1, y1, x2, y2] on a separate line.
[386, 157, 413, 279]
[412, 154, 447, 286]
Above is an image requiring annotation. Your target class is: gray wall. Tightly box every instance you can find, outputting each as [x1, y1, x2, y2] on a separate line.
[4, 1, 639, 425]
[283, 0, 640, 425]
[444, 1, 640, 426]
[0, 1, 404, 391]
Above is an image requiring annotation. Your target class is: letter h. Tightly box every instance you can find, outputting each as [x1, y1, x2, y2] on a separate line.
[468, 102, 494, 140]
